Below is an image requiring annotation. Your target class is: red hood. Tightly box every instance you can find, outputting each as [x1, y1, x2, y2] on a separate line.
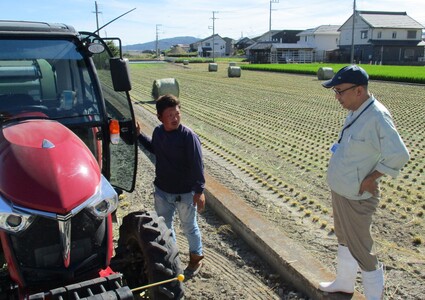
[0, 119, 100, 214]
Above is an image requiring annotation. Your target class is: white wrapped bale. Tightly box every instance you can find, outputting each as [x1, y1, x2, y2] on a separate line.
[228, 66, 241, 78]
[228, 62, 236, 66]
[151, 78, 180, 100]
[317, 67, 334, 80]
[183, 60, 189, 65]
[208, 63, 218, 72]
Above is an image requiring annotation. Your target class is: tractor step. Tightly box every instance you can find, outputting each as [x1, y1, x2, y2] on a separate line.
[28, 274, 133, 300]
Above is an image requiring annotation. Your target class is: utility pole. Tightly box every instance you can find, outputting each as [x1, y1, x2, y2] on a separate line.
[269, 0, 279, 41]
[92, 1, 102, 33]
[210, 11, 219, 62]
[350, 0, 356, 63]
[156, 24, 162, 60]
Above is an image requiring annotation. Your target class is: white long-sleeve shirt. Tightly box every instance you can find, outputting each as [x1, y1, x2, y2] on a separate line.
[327, 95, 410, 200]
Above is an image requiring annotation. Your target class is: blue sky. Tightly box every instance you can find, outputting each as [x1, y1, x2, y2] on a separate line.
[1, 0, 424, 45]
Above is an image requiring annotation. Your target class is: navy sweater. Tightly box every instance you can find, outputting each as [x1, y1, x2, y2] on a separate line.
[138, 124, 205, 194]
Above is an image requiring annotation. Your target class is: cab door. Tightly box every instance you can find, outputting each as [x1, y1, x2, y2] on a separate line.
[89, 37, 137, 193]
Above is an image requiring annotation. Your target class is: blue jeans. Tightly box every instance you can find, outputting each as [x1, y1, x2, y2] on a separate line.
[154, 186, 203, 255]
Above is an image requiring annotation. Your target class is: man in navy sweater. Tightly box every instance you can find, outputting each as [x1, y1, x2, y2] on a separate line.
[138, 94, 205, 277]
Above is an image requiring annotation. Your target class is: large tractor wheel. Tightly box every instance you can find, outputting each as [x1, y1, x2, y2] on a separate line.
[113, 211, 184, 299]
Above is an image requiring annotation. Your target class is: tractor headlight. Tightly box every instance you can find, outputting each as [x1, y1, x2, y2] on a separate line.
[0, 197, 34, 233]
[87, 176, 118, 219]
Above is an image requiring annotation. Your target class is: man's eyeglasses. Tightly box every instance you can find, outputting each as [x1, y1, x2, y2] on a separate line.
[332, 85, 359, 96]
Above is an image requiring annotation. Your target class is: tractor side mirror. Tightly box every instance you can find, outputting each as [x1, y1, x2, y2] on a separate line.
[110, 58, 132, 92]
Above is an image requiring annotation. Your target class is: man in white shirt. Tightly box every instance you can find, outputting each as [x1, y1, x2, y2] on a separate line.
[318, 65, 409, 300]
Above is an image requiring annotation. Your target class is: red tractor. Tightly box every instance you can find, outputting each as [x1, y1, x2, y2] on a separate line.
[0, 20, 183, 299]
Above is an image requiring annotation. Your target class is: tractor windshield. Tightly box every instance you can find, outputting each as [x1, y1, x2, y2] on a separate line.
[0, 39, 101, 125]
[0, 35, 137, 193]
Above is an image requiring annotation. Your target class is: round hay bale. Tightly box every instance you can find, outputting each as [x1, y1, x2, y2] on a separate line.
[208, 63, 218, 72]
[151, 78, 180, 100]
[317, 67, 334, 80]
[228, 62, 236, 66]
[228, 66, 241, 78]
[183, 60, 189, 65]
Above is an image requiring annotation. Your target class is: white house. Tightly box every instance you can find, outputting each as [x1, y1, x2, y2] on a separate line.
[338, 11, 424, 64]
[196, 34, 227, 58]
[255, 30, 282, 42]
[296, 25, 340, 62]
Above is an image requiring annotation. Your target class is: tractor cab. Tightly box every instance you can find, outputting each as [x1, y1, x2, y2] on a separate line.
[0, 20, 137, 193]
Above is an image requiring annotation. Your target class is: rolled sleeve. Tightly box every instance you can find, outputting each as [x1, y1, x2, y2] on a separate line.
[374, 115, 410, 178]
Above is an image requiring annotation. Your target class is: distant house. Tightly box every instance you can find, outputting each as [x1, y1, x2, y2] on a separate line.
[223, 37, 236, 56]
[235, 37, 255, 51]
[255, 30, 302, 43]
[246, 42, 313, 63]
[194, 34, 228, 58]
[296, 25, 340, 62]
[247, 30, 310, 63]
[255, 30, 281, 42]
[338, 11, 425, 65]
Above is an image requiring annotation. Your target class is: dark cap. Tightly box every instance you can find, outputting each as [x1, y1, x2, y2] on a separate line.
[322, 65, 369, 88]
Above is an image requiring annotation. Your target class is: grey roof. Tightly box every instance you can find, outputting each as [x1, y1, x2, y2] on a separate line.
[198, 34, 223, 43]
[271, 43, 313, 50]
[358, 11, 424, 29]
[261, 30, 282, 37]
[247, 42, 313, 50]
[236, 37, 255, 43]
[246, 42, 272, 50]
[297, 25, 340, 36]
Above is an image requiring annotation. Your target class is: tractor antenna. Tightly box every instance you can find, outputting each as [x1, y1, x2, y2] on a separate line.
[93, 7, 136, 35]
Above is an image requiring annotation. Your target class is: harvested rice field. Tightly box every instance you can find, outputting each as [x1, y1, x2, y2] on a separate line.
[125, 61, 424, 299]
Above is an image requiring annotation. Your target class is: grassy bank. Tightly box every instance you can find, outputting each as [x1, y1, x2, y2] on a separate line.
[240, 63, 425, 84]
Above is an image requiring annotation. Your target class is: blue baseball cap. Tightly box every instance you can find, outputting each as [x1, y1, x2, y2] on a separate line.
[322, 65, 369, 88]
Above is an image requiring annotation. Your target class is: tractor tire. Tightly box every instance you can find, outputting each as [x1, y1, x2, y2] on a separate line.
[113, 211, 184, 300]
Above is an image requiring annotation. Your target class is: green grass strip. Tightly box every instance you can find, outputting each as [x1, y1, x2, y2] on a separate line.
[240, 63, 425, 84]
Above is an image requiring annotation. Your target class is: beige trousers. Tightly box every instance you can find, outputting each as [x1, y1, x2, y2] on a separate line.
[331, 191, 380, 271]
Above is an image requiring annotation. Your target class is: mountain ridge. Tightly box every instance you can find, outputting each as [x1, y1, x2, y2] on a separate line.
[123, 36, 200, 52]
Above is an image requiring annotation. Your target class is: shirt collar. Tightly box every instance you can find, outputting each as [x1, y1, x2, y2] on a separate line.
[349, 95, 375, 119]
